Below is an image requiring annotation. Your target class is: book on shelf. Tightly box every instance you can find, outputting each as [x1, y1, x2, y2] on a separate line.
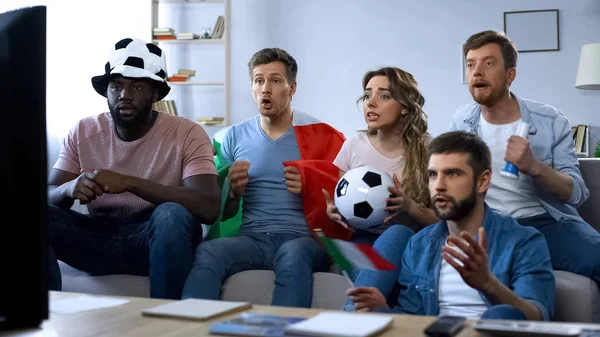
[153, 100, 177, 116]
[153, 27, 175, 40]
[167, 69, 197, 83]
[153, 27, 173, 34]
[176, 33, 200, 40]
[572, 124, 588, 153]
[211, 15, 225, 39]
[178, 69, 196, 76]
[197, 117, 224, 125]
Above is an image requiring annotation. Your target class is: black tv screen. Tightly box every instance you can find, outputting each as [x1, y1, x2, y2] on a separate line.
[0, 5, 49, 330]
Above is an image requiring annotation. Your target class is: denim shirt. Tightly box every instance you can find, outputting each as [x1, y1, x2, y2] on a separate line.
[392, 206, 555, 321]
[449, 93, 590, 223]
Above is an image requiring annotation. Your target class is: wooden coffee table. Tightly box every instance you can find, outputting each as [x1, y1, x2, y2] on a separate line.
[0, 291, 481, 337]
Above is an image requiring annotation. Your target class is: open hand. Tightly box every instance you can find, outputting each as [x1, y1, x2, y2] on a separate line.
[442, 227, 495, 293]
[346, 287, 388, 312]
[284, 166, 302, 195]
[93, 169, 130, 194]
[384, 173, 412, 223]
[322, 189, 354, 232]
[66, 171, 106, 205]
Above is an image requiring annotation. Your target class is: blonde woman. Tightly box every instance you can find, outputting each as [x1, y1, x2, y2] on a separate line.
[322, 67, 437, 310]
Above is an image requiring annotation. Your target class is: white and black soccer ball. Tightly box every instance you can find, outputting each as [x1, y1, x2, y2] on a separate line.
[334, 166, 394, 230]
[91, 38, 170, 100]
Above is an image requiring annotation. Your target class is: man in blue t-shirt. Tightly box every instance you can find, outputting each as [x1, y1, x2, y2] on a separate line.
[182, 48, 328, 307]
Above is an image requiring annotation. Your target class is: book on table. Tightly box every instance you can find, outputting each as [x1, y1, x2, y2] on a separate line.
[141, 298, 251, 321]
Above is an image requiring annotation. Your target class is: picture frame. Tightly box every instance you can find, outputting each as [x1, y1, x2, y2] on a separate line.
[503, 9, 560, 53]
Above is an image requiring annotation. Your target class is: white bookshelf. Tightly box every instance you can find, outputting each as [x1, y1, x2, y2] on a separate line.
[168, 81, 225, 86]
[155, 0, 224, 3]
[151, 0, 231, 133]
[152, 38, 225, 44]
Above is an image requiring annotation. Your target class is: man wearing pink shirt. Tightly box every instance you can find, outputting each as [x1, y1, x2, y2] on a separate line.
[46, 38, 220, 299]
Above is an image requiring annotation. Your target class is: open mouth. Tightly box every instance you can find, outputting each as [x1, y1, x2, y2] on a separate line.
[261, 98, 272, 109]
[366, 112, 379, 120]
[473, 83, 488, 89]
[434, 196, 451, 207]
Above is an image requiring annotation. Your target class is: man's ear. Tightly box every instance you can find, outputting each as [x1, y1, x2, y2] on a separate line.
[507, 67, 517, 86]
[289, 80, 297, 98]
[477, 170, 492, 194]
[152, 88, 159, 103]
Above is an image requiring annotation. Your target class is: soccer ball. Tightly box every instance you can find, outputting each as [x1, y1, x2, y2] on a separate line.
[334, 166, 394, 230]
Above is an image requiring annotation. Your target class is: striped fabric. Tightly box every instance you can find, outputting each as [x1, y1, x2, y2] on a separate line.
[317, 232, 397, 271]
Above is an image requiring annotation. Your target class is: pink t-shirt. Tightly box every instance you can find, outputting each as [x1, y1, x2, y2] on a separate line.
[53, 112, 217, 219]
[333, 132, 431, 233]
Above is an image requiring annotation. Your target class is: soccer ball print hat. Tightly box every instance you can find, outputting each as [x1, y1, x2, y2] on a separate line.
[91, 38, 170, 100]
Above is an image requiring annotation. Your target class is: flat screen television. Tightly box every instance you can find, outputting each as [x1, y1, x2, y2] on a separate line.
[0, 5, 49, 330]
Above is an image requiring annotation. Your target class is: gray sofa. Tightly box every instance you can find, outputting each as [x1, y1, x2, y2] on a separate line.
[59, 159, 600, 322]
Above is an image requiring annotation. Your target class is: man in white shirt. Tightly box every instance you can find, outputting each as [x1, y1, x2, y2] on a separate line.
[450, 30, 600, 283]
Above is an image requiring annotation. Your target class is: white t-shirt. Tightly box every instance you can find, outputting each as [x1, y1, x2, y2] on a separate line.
[333, 132, 430, 233]
[477, 118, 546, 219]
[438, 239, 487, 318]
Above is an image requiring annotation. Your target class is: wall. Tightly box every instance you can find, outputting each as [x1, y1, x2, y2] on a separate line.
[229, 0, 600, 149]
[1, 0, 151, 172]
[3, 0, 598, 167]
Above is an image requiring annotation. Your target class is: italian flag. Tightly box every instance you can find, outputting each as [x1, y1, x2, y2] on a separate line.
[207, 110, 352, 241]
[317, 232, 397, 271]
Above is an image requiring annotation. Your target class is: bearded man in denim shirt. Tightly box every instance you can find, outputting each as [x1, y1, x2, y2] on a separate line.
[449, 30, 599, 282]
[347, 131, 554, 320]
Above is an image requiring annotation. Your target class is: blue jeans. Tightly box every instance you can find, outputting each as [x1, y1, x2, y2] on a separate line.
[481, 304, 527, 320]
[182, 232, 329, 307]
[47, 202, 201, 299]
[344, 225, 415, 311]
[518, 213, 600, 282]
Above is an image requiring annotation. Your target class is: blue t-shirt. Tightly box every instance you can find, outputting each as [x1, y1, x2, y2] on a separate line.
[221, 115, 308, 236]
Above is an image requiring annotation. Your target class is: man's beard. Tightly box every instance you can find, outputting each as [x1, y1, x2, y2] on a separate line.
[109, 101, 153, 128]
[432, 185, 477, 222]
[470, 80, 507, 106]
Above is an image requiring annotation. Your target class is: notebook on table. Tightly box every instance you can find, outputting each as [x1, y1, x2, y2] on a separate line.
[141, 298, 252, 321]
[283, 312, 393, 337]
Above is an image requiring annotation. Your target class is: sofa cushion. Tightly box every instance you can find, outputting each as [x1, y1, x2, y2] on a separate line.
[220, 269, 349, 310]
[221, 270, 275, 305]
[578, 158, 600, 232]
[59, 261, 150, 298]
[554, 270, 600, 322]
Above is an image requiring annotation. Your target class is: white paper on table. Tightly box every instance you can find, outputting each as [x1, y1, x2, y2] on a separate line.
[50, 295, 129, 314]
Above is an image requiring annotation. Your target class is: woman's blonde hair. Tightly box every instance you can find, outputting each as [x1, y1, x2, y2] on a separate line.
[359, 67, 430, 207]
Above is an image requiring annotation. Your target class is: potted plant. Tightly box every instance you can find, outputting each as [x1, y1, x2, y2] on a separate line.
[595, 139, 600, 158]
